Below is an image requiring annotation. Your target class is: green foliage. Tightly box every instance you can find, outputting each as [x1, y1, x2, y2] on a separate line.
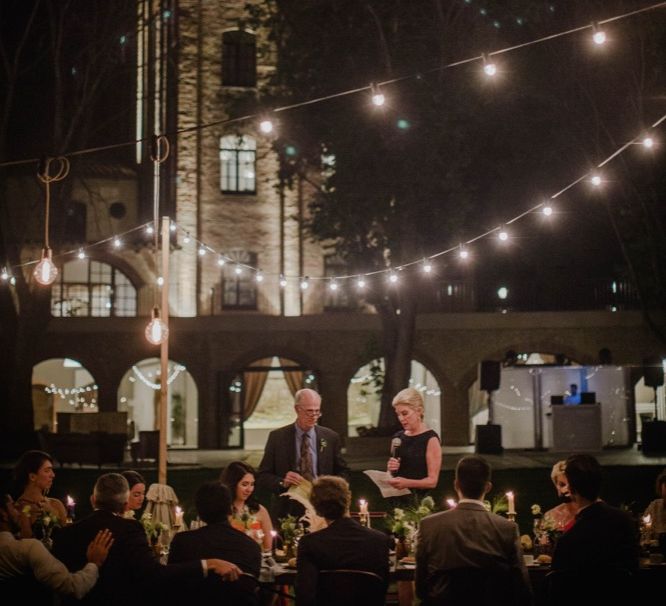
[386, 495, 436, 539]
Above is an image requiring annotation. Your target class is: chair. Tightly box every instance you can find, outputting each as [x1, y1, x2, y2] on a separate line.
[421, 566, 530, 606]
[545, 567, 635, 606]
[316, 569, 386, 606]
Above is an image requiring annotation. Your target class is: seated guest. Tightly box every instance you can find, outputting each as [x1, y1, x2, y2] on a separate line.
[169, 482, 261, 576]
[415, 455, 532, 606]
[295, 476, 391, 606]
[552, 454, 639, 572]
[13, 450, 67, 538]
[53, 473, 241, 606]
[0, 494, 112, 600]
[121, 470, 146, 519]
[642, 468, 666, 540]
[544, 460, 577, 532]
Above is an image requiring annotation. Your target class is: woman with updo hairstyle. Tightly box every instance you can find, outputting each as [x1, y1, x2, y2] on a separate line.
[13, 450, 67, 538]
[386, 387, 441, 493]
[220, 461, 274, 552]
[544, 460, 577, 532]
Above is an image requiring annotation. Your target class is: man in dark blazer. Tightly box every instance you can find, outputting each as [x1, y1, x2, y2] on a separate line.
[52, 473, 241, 606]
[168, 482, 261, 605]
[257, 388, 349, 520]
[415, 456, 532, 606]
[295, 476, 390, 606]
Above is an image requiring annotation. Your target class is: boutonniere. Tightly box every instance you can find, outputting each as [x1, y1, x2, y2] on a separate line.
[319, 438, 327, 453]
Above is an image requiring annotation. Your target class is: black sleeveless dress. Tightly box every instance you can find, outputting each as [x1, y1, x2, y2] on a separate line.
[390, 429, 440, 504]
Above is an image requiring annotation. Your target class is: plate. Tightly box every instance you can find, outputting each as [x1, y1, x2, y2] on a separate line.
[400, 563, 416, 569]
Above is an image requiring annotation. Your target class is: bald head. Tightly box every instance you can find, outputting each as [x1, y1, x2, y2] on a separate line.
[294, 389, 322, 430]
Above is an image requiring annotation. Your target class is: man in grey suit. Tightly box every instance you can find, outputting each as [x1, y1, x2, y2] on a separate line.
[257, 389, 349, 521]
[415, 455, 532, 606]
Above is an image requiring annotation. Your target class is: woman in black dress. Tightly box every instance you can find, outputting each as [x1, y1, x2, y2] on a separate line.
[387, 388, 441, 494]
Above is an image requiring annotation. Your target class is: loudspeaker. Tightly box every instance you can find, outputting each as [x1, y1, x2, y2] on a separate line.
[643, 356, 664, 389]
[475, 424, 503, 454]
[642, 420, 666, 455]
[479, 360, 501, 392]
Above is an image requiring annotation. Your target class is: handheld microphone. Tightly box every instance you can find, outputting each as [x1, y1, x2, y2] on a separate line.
[390, 437, 401, 476]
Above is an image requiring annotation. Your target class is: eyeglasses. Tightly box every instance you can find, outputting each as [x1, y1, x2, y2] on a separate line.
[297, 407, 322, 417]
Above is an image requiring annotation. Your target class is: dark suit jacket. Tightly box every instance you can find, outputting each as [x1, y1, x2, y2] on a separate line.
[295, 517, 390, 606]
[52, 510, 202, 606]
[415, 502, 532, 606]
[257, 423, 349, 518]
[552, 501, 640, 572]
[168, 523, 262, 606]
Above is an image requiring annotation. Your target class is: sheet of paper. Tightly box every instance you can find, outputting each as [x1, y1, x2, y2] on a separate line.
[363, 469, 411, 498]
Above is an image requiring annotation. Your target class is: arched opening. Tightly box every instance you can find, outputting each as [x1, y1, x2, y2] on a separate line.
[230, 356, 318, 449]
[32, 358, 98, 432]
[117, 358, 198, 448]
[347, 359, 441, 438]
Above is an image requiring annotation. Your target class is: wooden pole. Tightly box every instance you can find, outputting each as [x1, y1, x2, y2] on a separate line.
[158, 216, 170, 485]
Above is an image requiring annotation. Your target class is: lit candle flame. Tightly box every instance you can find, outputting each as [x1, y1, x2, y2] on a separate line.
[446, 498, 457, 509]
[642, 514, 652, 528]
[66, 495, 75, 507]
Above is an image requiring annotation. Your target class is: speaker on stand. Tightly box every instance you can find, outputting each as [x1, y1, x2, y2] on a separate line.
[642, 356, 666, 454]
[475, 361, 503, 454]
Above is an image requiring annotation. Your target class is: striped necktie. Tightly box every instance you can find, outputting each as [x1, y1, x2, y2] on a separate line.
[300, 432, 314, 481]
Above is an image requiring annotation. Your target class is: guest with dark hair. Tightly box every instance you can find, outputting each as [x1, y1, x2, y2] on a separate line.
[120, 471, 146, 518]
[295, 476, 390, 606]
[221, 461, 273, 551]
[415, 455, 532, 606]
[552, 454, 640, 572]
[641, 468, 666, 540]
[53, 474, 241, 606]
[13, 450, 67, 538]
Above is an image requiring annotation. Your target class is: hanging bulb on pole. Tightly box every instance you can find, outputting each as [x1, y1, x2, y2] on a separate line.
[145, 306, 169, 345]
[34, 248, 58, 285]
[370, 83, 385, 106]
[482, 54, 497, 77]
[591, 22, 607, 45]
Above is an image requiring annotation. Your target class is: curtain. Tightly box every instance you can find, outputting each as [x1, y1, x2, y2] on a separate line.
[243, 358, 272, 420]
[280, 357, 304, 397]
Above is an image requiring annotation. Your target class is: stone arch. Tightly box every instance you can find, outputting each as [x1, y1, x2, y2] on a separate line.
[31, 358, 98, 432]
[117, 357, 199, 447]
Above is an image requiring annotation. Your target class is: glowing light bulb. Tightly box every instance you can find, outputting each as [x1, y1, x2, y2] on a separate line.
[198, 246, 206, 256]
[259, 119, 273, 134]
[234, 265, 243, 275]
[423, 260, 432, 273]
[498, 286, 509, 299]
[34, 248, 58, 285]
[279, 274, 287, 288]
[498, 228, 509, 241]
[543, 205, 553, 216]
[300, 277, 309, 290]
[357, 277, 366, 289]
[1, 268, 8, 281]
[156, 276, 164, 286]
[77, 249, 85, 260]
[145, 307, 168, 345]
[642, 137, 654, 149]
[372, 92, 385, 106]
[592, 29, 606, 45]
[146, 225, 154, 235]
[170, 222, 177, 232]
[388, 272, 398, 284]
[217, 257, 226, 267]
[459, 246, 469, 260]
[255, 272, 264, 283]
[482, 54, 497, 77]
[329, 280, 338, 291]
[113, 237, 122, 248]
[183, 233, 191, 244]
[590, 174, 602, 187]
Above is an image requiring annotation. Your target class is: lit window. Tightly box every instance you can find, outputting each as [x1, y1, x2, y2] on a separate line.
[222, 250, 258, 309]
[220, 135, 256, 194]
[51, 259, 137, 317]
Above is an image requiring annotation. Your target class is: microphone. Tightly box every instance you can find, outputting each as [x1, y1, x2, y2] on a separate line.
[390, 437, 401, 476]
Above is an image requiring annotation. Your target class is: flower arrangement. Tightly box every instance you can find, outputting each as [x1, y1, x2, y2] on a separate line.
[386, 496, 436, 540]
[140, 511, 169, 542]
[531, 503, 561, 547]
[319, 438, 327, 453]
[279, 514, 304, 543]
[22, 504, 61, 547]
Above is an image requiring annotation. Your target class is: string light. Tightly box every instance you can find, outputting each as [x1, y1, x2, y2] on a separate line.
[590, 174, 603, 187]
[388, 271, 399, 284]
[498, 227, 509, 241]
[300, 276, 309, 290]
[198, 246, 206, 256]
[217, 256, 226, 267]
[459, 245, 469, 260]
[146, 225, 154, 235]
[9, 276, 15, 286]
[259, 118, 274, 134]
[156, 276, 164, 286]
[170, 221, 177, 232]
[642, 136, 654, 149]
[145, 306, 168, 345]
[370, 83, 385, 106]
[357, 277, 366, 289]
[183, 233, 191, 244]
[482, 54, 497, 77]
[234, 265, 243, 275]
[422, 259, 433, 273]
[592, 23, 607, 45]
[542, 205, 553, 216]
[279, 274, 287, 288]
[1, 268, 8, 281]
[77, 249, 86, 260]
[329, 279, 339, 291]
[34, 248, 58, 285]
[255, 271, 264, 283]
[113, 237, 122, 248]
[131, 363, 186, 390]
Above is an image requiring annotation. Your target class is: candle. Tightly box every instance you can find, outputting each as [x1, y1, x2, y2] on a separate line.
[446, 498, 457, 509]
[66, 495, 76, 521]
[642, 514, 652, 529]
[270, 530, 278, 556]
[174, 506, 184, 527]
[359, 499, 368, 515]
[506, 491, 516, 515]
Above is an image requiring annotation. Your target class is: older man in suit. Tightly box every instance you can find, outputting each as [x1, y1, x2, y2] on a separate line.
[258, 388, 349, 520]
[295, 476, 390, 606]
[415, 456, 532, 606]
[52, 473, 241, 606]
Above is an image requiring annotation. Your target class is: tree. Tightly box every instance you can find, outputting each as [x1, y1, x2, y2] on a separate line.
[0, 0, 135, 450]
[248, 0, 666, 432]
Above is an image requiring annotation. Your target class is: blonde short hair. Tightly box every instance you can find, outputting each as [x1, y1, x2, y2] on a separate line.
[550, 460, 566, 486]
[392, 387, 425, 420]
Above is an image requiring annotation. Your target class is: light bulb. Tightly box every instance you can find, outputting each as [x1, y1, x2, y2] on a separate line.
[198, 246, 206, 256]
[183, 233, 191, 244]
[357, 278, 366, 289]
[234, 265, 243, 275]
[590, 174, 602, 187]
[146, 225, 154, 235]
[156, 276, 164, 286]
[170, 222, 176, 232]
[77, 249, 85, 260]
[259, 119, 273, 134]
[459, 246, 469, 260]
[329, 280, 338, 291]
[113, 237, 122, 248]
[34, 248, 58, 285]
[543, 206, 553, 216]
[372, 92, 385, 106]
[482, 54, 497, 77]
[217, 257, 226, 267]
[498, 229, 509, 241]
[145, 307, 168, 345]
[498, 286, 509, 300]
[1, 268, 8, 281]
[255, 272, 264, 283]
[592, 30, 606, 45]
[300, 277, 309, 290]
[279, 274, 287, 288]
[642, 137, 654, 149]
[423, 260, 432, 273]
[389, 272, 398, 284]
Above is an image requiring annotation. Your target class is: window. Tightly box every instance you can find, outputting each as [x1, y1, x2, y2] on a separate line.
[222, 30, 256, 87]
[222, 250, 258, 309]
[220, 135, 256, 193]
[324, 254, 354, 310]
[51, 259, 137, 317]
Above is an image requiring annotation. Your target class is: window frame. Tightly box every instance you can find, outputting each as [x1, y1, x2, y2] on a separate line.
[221, 251, 258, 310]
[222, 30, 257, 88]
[219, 134, 257, 194]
